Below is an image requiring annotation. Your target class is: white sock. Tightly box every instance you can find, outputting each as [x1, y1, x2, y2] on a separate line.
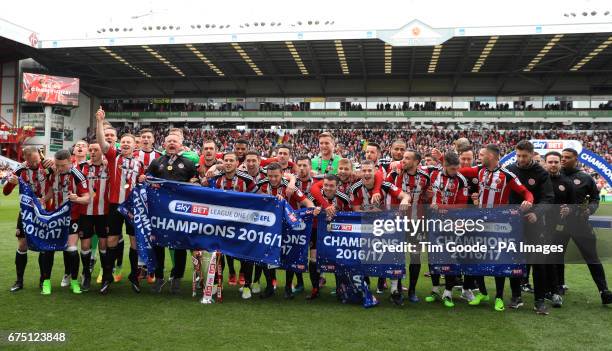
[431, 285, 440, 294]
[443, 289, 453, 299]
[390, 279, 398, 293]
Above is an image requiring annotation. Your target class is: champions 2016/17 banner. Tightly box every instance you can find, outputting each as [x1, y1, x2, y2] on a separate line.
[427, 206, 526, 277]
[316, 212, 406, 277]
[122, 179, 299, 267]
[19, 179, 72, 251]
[119, 185, 156, 272]
[280, 208, 314, 272]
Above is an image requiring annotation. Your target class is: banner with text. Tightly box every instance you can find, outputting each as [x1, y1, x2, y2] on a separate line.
[19, 179, 72, 251]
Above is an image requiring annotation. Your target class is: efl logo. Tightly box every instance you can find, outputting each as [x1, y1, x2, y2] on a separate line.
[20, 195, 34, 206]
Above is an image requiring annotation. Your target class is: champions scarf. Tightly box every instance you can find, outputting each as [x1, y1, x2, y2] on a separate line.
[316, 211, 406, 277]
[18, 179, 72, 251]
[427, 206, 526, 277]
[122, 178, 286, 266]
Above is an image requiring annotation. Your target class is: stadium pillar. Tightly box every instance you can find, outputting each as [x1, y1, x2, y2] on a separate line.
[43, 106, 53, 157]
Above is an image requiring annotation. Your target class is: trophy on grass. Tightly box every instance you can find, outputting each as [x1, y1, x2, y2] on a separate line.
[199, 251, 223, 304]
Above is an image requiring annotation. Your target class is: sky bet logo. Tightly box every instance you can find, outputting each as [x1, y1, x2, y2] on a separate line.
[173, 202, 210, 216]
[332, 224, 353, 231]
[168, 200, 276, 227]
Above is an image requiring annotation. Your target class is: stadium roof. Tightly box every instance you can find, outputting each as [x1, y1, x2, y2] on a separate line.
[2, 17, 612, 98]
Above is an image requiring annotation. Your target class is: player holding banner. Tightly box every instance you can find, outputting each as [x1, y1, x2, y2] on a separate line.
[257, 162, 320, 299]
[147, 132, 199, 294]
[95, 107, 145, 294]
[135, 129, 161, 284]
[209, 152, 257, 299]
[309, 173, 352, 300]
[40, 149, 90, 295]
[4, 146, 53, 292]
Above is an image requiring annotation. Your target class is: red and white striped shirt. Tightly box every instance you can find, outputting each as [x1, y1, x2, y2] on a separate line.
[72, 158, 88, 169]
[387, 168, 431, 217]
[105, 146, 145, 204]
[350, 179, 401, 211]
[296, 175, 323, 202]
[3, 163, 51, 200]
[258, 178, 307, 209]
[429, 169, 469, 207]
[212, 171, 256, 193]
[314, 191, 351, 211]
[198, 156, 220, 176]
[136, 149, 162, 168]
[80, 162, 110, 215]
[50, 168, 88, 219]
[459, 165, 534, 208]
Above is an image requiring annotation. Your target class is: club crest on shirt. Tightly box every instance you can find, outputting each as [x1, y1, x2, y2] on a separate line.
[573, 179, 581, 185]
[558, 184, 566, 191]
[528, 178, 536, 186]
[178, 163, 184, 169]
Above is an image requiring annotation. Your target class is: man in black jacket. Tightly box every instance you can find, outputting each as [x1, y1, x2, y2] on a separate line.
[507, 140, 555, 314]
[147, 133, 199, 294]
[543, 151, 576, 307]
[561, 148, 612, 305]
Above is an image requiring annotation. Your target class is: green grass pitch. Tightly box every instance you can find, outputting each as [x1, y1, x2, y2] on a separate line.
[1, 192, 612, 350]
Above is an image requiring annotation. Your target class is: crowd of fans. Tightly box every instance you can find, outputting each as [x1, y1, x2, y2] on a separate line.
[110, 126, 610, 165]
[101, 126, 611, 191]
[101, 100, 612, 113]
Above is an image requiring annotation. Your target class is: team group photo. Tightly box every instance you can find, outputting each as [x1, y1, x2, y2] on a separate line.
[1, 0, 612, 350]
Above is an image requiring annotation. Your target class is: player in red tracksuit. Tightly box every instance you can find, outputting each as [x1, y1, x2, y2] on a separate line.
[257, 162, 320, 299]
[458, 144, 534, 311]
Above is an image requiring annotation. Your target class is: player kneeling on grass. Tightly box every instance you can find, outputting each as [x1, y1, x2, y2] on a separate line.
[39, 149, 90, 295]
